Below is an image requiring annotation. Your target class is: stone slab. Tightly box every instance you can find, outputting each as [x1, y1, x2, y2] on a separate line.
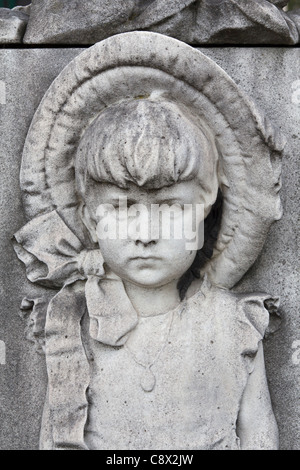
[200, 47, 300, 451]
[21, 1, 300, 46]
[0, 49, 84, 450]
[0, 7, 29, 44]
[0, 46, 299, 450]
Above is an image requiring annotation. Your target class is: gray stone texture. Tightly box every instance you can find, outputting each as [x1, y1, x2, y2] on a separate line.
[0, 46, 299, 449]
[201, 47, 300, 451]
[23, 0, 300, 45]
[0, 49, 84, 450]
[0, 7, 29, 43]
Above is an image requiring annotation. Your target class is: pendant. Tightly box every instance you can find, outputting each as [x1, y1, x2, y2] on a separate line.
[140, 367, 156, 392]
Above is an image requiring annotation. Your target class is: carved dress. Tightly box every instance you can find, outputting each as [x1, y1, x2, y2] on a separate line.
[38, 275, 274, 450]
[13, 210, 278, 450]
[86, 282, 273, 450]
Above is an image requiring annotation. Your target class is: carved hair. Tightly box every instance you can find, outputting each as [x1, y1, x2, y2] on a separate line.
[75, 97, 219, 211]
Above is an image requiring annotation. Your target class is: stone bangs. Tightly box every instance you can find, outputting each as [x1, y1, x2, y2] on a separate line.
[75, 98, 218, 195]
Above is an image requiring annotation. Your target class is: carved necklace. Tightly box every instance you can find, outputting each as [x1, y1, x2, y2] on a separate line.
[124, 309, 175, 393]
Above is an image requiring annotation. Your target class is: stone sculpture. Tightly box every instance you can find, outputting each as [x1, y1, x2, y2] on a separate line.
[22, 0, 300, 45]
[13, 32, 284, 450]
[0, 1, 300, 44]
[0, 6, 29, 43]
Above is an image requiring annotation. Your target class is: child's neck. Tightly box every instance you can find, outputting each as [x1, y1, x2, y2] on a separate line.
[123, 279, 181, 317]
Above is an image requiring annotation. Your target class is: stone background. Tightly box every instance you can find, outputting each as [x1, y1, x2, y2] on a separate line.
[0, 47, 299, 450]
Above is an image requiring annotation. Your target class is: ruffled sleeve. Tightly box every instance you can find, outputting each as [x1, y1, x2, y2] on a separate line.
[236, 293, 280, 372]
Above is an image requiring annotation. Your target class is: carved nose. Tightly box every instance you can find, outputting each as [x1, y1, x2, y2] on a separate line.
[134, 239, 157, 247]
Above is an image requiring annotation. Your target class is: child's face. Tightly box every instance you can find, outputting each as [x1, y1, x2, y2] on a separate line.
[84, 179, 206, 288]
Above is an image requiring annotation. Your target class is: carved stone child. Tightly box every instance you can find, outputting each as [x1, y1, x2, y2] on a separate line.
[34, 98, 278, 450]
[13, 33, 283, 450]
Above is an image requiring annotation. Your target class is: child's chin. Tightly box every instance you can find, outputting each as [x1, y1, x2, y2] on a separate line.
[125, 270, 173, 288]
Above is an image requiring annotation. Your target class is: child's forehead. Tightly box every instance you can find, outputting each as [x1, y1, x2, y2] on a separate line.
[89, 180, 202, 202]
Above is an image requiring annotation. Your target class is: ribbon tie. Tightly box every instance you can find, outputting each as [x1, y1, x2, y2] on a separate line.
[13, 210, 138, 347]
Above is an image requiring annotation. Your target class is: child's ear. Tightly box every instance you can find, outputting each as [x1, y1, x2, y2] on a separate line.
[80, 203, 98, 243]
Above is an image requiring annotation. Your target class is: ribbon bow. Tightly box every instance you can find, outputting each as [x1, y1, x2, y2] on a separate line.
[13, 210, 138, 347]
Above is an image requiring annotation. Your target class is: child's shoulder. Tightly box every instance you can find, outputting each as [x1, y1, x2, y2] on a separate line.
[186, 277, 279, 341]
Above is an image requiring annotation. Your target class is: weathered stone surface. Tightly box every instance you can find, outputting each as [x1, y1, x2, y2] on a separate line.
[23, 0, 300, 45]
[0, 49, 84, 450]
[0, 44, 299, 450]
[201, 47, 300, 451]
[0, 7, 29, 44]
